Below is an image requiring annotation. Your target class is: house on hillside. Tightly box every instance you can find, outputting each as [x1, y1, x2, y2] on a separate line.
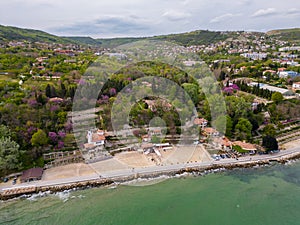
[194, 118, 208, 129]
[293, 82, 300, 91]
[203, 127, 219, 137]
[232, 141, 257, 154]
[86, 129, 106, 147]
[278, 71, 298, 78]
[259, 84, 295, 97]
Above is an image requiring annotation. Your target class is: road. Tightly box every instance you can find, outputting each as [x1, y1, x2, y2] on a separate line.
[1, 146, 300, 192]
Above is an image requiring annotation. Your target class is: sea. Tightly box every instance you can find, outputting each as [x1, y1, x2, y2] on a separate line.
[1, 161, 300, 225]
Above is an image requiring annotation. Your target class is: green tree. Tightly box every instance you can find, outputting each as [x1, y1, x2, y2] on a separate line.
[0, 125, 22, 176]
[262, 136, 278, 152]
[31, 129, 48, 147]
[262, 124, 277, 137]
[271, 92, 284, 104]
[182, 83, 199, 105]
[225, 116, 233, 138]
[0, 124, 13, 138]
[45, 84, 51, 98]
[235, 118, 253, 141]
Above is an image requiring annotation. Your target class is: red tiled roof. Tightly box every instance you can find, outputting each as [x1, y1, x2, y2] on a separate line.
[222, 137, 232, 147]
[194, 118, 207, 125]
[203, 127, 218, 134]
[92, 133, 105, 142]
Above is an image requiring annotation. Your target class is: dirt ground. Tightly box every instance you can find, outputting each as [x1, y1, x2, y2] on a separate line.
[282, 139, 300, 150]
[33, 145, 213, 182]
[160, 145, 212, 165]
[42, 163, 97, 181]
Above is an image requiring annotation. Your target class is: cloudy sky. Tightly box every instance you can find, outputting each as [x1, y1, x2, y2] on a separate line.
[1, 0, 300, 38]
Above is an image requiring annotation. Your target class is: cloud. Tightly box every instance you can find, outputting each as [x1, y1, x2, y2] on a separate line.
[162, 10, 191, 21]
[286, 8, 300, 16]
[251, 8, 278, 17]
[210, 13, 236, 23]
[51, 16, 151, 36]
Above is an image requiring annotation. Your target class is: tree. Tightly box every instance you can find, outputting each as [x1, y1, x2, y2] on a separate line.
[31, 129, 48, 147]
[60, 83, 66, 98]
[225, 116, 233, 138]
[262, 124, 277, 137]
[45, 84, 51, 98]
[0, 125, 22, 176]
[182, 83, 200, 105]
[262, 136, 278, 152]
[271, 92, 284, 104]
[0, 124, 13, 138]
[235, 118, 253, 141]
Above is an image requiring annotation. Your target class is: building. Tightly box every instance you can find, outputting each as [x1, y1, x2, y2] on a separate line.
[21, 168, 43, 183]
[278, 71, 299, 78]
[104, 53, 127, 60]
[240, 52, 267, 60]
[203, 127, 219, 137]
[232, 141, 257, 152]
[259, 84, 294, 96]
[194, 118, 208, 128]
[86, 129, 106, 147]
[292, 82, 300, 91]
[263, 70, 276, 75]
[279, 46, 300, 52]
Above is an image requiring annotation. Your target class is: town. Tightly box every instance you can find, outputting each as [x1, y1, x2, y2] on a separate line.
[1, 26, 300, 198]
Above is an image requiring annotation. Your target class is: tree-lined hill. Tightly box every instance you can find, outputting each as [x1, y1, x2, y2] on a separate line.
[151, 30, 233, 46]
[0, 25, 79, 45]
[1, 24, 300, 47]
[267, 28, 300, 43]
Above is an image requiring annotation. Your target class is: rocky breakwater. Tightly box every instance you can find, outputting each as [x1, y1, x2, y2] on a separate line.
[0, 179, 114, 201]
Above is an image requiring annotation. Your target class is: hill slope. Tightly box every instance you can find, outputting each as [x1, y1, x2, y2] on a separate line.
[151, 30, 232, 46]
[0, 25, 80, 44]
[267, 28, 300, 43]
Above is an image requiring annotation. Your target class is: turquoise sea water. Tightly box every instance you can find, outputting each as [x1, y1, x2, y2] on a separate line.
[1, 162, 300, 225]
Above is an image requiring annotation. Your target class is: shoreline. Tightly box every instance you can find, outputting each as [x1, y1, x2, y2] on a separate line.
[1, 147, 300, 201]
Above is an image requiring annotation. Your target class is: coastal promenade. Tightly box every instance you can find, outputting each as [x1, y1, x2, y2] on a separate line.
[1, 144, 300, 199]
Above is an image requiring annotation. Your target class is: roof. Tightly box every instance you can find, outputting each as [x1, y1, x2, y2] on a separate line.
[92, 133, 105, 142]
[49, 97, 64, 103]
[233, 141, 256, 151]
[21, 168, 43, 182]
[261, 85, 294, 95]
[141, 143, 154, 149]
[84, 143, 96, 149]
[194, 118, 207, 125]
[263, 70, 276, 74]
[278, 68, 286, 72]
[203, 127, 218, 134]
[222, 137, 232, 147]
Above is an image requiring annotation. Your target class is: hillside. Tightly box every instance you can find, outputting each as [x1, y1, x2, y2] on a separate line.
[151, 30, 233, 46]
[267, 28, 300, 43]
[3, 24, 299, 48]
[66, 36, 103, 46]
[96, 37, 145, 48]
[96, 30, 233, 48]
[0, 25, 80, 45]
[0, 24, 232, 47]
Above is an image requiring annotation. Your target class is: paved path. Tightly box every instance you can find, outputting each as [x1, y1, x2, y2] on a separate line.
[1, 146, 300, 192]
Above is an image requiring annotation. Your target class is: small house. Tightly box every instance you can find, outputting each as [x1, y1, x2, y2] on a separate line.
[21, 168, 43, 183]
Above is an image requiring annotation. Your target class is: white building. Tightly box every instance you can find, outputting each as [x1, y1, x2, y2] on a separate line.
[279, 46, 300, 52]
[278, 71, 299, 78]
[86, 130, 105, 146]
[292, 82, 300, 91]
[241, 52, 267, 60]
